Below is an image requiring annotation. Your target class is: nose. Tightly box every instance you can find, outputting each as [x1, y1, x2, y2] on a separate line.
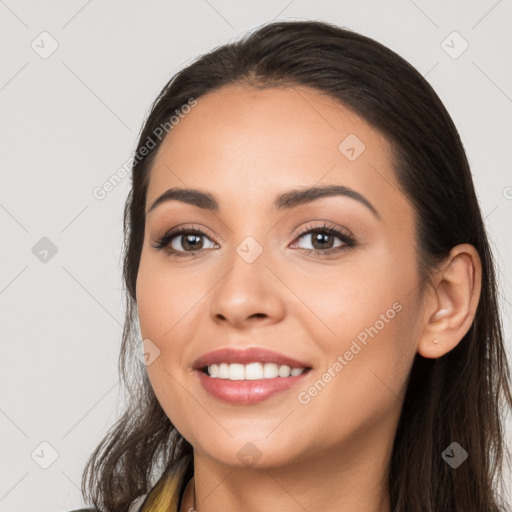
[209, 242, 286, 330]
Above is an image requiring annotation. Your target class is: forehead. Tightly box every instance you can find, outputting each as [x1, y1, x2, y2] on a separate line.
[146, 84, 404, 215]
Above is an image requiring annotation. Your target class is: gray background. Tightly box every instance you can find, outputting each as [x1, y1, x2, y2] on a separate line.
[1, 0, 511, 510]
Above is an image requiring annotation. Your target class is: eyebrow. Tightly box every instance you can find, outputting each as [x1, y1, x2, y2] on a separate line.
[146, 184, 380, 219]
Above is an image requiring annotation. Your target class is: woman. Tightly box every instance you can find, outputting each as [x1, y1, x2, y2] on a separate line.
[75, 20, 512, 512]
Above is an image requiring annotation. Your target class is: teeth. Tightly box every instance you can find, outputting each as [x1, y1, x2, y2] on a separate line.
[206, 362, 306, 380]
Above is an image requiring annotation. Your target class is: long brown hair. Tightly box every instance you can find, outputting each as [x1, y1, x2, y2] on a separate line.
[82, 20, 512, 511]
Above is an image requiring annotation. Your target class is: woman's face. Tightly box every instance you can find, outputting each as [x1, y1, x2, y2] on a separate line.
[136, 84, 425, 469]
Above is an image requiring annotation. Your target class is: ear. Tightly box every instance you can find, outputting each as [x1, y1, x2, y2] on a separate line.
[417, 243, 482, 359]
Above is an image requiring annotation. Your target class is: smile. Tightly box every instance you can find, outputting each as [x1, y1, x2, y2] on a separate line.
[205, 362, 307, 380]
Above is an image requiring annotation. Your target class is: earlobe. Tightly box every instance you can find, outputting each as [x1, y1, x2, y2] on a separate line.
[417, 244, 482, 359]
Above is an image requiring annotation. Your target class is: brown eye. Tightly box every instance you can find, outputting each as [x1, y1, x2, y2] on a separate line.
[302, 231, 339, 250]
[153, 227, 218, 256]
[292, 224, 355, 255]
[176, 233, 206, 251]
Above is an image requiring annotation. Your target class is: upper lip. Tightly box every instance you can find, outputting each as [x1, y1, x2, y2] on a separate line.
[192, 347, 312, 370]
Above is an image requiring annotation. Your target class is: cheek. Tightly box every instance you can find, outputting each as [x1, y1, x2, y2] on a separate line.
[291, 297, 419, 452]
[290, 250, 419, 418]
[286, 246, 413, 348]
[135, 254, 211, 435]
[136, 254, 206, 341]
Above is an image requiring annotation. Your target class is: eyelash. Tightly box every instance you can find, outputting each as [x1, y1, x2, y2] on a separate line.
[152, 222, 356, 259]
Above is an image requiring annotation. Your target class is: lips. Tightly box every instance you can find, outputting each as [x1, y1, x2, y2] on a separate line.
[192, 347, 312, 371]
[191, 347, 313, 405]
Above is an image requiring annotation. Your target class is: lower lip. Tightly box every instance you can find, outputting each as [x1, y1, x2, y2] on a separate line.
[195, 369, 312, 405]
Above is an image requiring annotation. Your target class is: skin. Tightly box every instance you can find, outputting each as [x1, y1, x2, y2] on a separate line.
[135, 84, 481, 512]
